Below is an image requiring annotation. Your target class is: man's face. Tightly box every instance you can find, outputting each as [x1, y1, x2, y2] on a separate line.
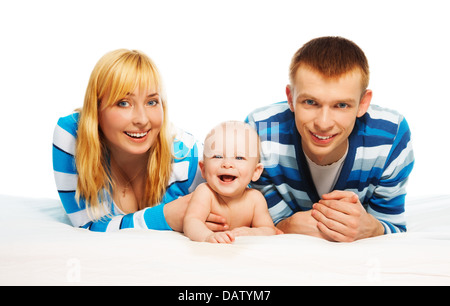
[287, 66, 372, 165]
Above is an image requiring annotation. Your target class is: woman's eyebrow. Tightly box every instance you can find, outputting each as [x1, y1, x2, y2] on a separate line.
[125, 92, 159, 97]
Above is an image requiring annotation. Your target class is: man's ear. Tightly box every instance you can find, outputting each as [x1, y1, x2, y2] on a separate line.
[357, 89, 373, 117]
[286, 84, 295, 112]
[251, 163, 264, 182]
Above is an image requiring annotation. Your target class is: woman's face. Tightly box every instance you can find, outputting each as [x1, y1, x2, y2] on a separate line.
[98, 86, 164, 159]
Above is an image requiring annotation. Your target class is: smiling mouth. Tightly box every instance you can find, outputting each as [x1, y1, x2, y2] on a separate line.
[125, 131, 149, 139]
[219, 175, 237, 183]
[313, 133, 333, 140]
[311, 132, 336, 141]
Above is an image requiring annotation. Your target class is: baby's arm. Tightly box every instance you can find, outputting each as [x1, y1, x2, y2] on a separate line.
[183, 184, 234, 243]
[232, 190, 277, 237]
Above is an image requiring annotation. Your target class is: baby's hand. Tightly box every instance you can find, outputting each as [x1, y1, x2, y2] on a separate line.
[206, 231, 235, 243]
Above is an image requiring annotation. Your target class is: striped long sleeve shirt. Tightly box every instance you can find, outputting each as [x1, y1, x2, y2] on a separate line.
[245, 102, 414, 234]
[52, 112, 204, 232]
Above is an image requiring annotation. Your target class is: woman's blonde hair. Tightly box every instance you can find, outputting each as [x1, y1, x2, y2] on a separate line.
[75, 49, 173, 220]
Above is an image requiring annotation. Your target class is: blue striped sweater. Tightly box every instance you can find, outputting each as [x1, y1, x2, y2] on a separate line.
[245, 102, 414, 234]
[52, 113, 204, 232]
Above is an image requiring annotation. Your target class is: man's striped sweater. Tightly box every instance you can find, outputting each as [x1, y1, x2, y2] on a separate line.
[245, 102, 414, 234]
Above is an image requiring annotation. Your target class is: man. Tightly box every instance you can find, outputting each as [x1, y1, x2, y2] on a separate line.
[245, 36, 414, 242]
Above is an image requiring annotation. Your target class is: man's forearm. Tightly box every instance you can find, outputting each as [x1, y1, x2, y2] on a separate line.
[366, 214, 386, 238]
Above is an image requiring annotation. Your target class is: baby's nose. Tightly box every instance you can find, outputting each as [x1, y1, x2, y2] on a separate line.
[222, 159, 234, 168]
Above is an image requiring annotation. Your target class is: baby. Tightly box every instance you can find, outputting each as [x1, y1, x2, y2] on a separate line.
[183, 121, 277, 243]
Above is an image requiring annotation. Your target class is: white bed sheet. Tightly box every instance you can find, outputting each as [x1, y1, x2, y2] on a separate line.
[1, 194, 449, 285]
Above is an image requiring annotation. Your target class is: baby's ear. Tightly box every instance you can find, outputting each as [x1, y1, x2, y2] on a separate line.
[251, 163, 264, 182]
[199, 160, 206, 179]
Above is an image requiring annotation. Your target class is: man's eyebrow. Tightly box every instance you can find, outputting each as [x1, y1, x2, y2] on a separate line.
[330, 96, 358, 104]
[296, 93, 357, 104]
[295, 93, 318, 102]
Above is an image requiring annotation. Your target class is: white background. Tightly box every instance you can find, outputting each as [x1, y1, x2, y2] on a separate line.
[0, 0, 449, 200]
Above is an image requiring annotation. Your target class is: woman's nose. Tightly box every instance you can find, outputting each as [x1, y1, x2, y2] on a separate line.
[132, 104, 149, 126]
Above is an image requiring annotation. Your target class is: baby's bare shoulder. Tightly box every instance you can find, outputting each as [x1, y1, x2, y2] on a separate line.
[194, 182, 216, 195]
[245, 188, 265, 201]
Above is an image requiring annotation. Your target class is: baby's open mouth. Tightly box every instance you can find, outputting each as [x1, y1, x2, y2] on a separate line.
[219, 175, 237, 183]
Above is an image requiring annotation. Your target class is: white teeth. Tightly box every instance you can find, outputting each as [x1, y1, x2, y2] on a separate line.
[314, 134, 333, 140]
[126, 131, 148, 138]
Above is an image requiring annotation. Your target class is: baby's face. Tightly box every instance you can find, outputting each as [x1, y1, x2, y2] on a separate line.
[201, 122, 262, 198]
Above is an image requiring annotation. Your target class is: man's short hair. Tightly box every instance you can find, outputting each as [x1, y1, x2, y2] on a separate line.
[289, 36, 370, 91]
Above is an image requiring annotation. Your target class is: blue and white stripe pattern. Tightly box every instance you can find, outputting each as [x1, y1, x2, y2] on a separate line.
[52, 113, 203, 232]
[245, 102, 414, 234]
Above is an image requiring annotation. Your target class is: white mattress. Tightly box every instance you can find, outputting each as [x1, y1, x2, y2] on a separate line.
[1, 194, 449, 285]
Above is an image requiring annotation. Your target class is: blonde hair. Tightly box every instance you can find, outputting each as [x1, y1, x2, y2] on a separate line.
[75, 49, 173, 220]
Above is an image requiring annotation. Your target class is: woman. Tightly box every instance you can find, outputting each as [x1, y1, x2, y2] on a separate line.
[52, 49, 224, 232]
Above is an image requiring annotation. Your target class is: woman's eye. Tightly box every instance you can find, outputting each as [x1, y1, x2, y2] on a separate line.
[147, 100, 158, 106]
[117, 100, 130, 107]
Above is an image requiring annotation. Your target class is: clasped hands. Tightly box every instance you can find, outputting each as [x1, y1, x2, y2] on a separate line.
[305, 190, 383, 242]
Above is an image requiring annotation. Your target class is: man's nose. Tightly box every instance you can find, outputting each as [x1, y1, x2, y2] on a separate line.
[314, 107, 334, 131]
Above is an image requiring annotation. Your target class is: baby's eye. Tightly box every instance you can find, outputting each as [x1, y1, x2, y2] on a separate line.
[235, 156, 245, 160]
[213, 155, 223, 159]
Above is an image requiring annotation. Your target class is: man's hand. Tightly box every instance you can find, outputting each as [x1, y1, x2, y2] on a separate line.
[276, 210, 329, 239]
[312, 190, 384, 242]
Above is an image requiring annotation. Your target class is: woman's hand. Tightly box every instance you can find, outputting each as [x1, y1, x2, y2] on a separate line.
[163, 194, 228, 232]
[205, 213, 228, 232]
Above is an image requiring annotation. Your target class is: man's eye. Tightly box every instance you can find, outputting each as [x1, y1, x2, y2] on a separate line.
[304, 99, 316, 106]
[336, 103, 349, 109]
